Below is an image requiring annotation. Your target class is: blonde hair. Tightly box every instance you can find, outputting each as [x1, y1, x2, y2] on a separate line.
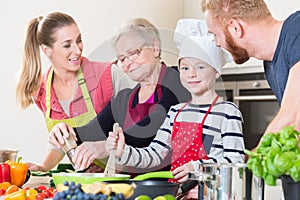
[112, 18, 162, 57]
[16, 12, 76, 109]
[201, 0, 272, 27]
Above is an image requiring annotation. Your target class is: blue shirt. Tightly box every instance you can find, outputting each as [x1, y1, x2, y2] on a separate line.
[264, 11, 300, 105]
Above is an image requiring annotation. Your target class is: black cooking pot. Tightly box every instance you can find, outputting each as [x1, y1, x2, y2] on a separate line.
[104, 179, 198, 200]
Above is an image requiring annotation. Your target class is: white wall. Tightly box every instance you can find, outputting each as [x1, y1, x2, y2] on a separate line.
[183, 0, 204, 19]
[264, 0, 300, 19]
[0, 0, 184, 165]
[1, 0, 299, 168]
[182, 0, 300, 20]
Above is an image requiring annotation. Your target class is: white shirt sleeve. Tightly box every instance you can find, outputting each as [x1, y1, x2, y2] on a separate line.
[117, 109, 174, 168]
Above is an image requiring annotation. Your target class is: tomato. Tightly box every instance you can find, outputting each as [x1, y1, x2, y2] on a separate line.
[35, 192, 46, 200]
[42, 189, 51, 198]
[0, 188, 5, 195]
[46, 187, 55, 197]
[36, 185, 47, 191]
[47, 187, 54, 194]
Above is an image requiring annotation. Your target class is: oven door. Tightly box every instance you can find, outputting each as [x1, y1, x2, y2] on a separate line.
[235, 80, 280, 149]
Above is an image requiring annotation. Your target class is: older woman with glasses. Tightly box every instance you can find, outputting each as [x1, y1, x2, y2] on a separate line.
[48, 18, 191, 175]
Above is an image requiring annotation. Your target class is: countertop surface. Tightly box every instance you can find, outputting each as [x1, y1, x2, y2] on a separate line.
[23, 176, 52, 188]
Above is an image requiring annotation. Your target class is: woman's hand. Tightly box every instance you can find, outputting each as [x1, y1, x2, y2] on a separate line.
[26, 162, 45, 172]
[105, 127, 125, 158]
[72, 141, 107, 171]
[48, 122, 77, 148]
[172, 162, 195, 183]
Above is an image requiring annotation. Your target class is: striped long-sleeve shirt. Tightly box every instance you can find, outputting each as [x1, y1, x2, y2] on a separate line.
[117, 101, 245, 168]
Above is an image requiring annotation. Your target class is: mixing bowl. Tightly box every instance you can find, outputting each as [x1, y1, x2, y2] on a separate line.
[52, 172, 131, 186]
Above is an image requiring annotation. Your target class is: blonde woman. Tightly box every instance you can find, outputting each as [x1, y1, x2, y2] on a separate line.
[16, 11, 135, 172]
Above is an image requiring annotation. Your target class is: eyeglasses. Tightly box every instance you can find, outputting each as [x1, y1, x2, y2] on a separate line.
[116, 44, 146, 67]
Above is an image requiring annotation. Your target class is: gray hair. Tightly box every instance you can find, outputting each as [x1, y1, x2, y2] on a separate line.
[112, 18, 161, 54]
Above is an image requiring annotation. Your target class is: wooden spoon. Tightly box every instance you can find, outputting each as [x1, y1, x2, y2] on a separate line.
[104, 123, 119, 177]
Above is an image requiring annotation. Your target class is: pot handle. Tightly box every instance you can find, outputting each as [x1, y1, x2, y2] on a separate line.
[177, 180, 199, 197]
[132, 171, 173, 180]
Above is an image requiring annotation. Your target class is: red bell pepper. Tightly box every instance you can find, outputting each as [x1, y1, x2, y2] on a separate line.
[0, 163, 10, 183]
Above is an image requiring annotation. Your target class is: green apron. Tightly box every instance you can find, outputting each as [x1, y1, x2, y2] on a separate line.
[45, 68, 106, 169]
[45, 67, 97, 132]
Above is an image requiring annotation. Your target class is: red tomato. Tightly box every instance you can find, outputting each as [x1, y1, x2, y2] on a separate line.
[35, 193, 46, 200]
[42, 189, 51, 198]
[46, 188, 55, 197]
[0, 188, 5, 195]
[36, 185, 47, 191]
[48, 187, 54, 192]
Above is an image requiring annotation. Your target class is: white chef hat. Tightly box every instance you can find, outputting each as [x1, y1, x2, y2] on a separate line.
[174, 19, 232, 74]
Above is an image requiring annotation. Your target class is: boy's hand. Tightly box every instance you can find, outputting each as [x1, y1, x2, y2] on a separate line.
[105, 127, 125, 158]
[172, 162, 194, 183]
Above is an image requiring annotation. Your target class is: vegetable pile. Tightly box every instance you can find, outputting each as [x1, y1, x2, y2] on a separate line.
[0, 181, 56, 200]
[245, 126, 300, 186]
[0, 157, 29, 187]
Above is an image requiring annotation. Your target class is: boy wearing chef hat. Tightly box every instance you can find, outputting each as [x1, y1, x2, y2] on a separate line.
[171, 19, 245, 184]
[105, 20, 245, 195]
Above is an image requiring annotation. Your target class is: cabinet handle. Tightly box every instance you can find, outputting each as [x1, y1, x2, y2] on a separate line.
[234, 95, 277, 101]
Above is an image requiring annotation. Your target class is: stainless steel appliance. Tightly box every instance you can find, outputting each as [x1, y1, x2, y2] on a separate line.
[215, 72, 280, 150]
[189, 163, 264, 200]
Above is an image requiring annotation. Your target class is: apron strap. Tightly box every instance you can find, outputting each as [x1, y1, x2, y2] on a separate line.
[45, 69, 54, 119]
[77, 67, 95, 113]
[173, 100, 192, 122]
[201, 95, 219, 124]
[174, 96, 219, 123]
[45, 67, 96, 130]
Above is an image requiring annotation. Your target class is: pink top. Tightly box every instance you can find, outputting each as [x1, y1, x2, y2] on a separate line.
[145, 93, 155, 103]
[34, 57, 114, 119]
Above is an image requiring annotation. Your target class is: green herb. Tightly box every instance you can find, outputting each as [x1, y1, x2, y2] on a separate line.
[245, 125, 300, 186]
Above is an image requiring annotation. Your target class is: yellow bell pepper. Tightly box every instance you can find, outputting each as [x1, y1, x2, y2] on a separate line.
[5, 157, 28, 187]
[4, 189, 25, 200]
[5, 185, 19, 195]
[25, 188, 37, 200]
[0, 182, 11, 190]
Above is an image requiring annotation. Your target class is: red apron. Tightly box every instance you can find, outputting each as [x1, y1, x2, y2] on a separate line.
[171, 96, 219, 171]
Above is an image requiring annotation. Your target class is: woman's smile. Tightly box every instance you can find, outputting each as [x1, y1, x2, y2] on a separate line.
[68, 57, 81, 65]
